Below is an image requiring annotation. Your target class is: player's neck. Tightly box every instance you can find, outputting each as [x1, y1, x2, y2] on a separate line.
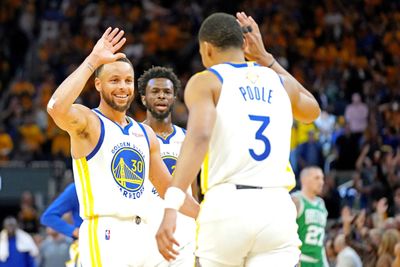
[98, 103, 128, 127]
[301, 190, 317, 201]
[143, 115, 173, 137]
[212, 49, 246, 66]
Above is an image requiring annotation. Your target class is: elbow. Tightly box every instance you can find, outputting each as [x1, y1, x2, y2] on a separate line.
[46, 98, 66, 118]
[191, 132, 212, 147]
[40, 213, 49, 226]
[304, 106, 321, 124]
[293, 102, 321, 124]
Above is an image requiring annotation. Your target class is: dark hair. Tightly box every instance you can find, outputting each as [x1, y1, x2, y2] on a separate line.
[198, 12, 243, 49]
[94, 57, 134, 78]
[137, 66, 181, 97]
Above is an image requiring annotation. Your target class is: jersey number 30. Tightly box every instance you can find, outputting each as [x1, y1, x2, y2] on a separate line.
[248, 115, 271, 161]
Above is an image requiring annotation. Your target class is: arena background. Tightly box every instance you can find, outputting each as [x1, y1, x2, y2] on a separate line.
[0, 0, 399, 265]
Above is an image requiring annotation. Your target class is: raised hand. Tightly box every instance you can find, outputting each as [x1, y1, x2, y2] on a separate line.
[376, 197, 388, 216]
[90, 27, 126, 67]
[341, 206, 354, 225]
[236, 12, 268, 62]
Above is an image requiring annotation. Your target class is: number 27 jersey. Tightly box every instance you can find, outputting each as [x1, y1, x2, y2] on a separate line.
[201, 62, 294, 193]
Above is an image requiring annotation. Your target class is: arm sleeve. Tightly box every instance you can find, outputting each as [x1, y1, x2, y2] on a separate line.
[28, 253, 37, 267]
[40, 183, 81, 237]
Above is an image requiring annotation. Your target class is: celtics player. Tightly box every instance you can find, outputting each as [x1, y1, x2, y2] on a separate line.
[292, 166, 329, 267]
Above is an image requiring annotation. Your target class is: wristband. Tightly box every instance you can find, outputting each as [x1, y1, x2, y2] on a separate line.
[267, 59, 276, 68]
[164, 187, 186, 210]
[87, 62, 95, 72]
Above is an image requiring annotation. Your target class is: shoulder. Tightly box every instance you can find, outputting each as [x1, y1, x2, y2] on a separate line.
[317, 196, 326, 206]
[291, 191, 304, 216]
[185, 70, 222, 106]
[186, 70, 221, 93]
[173, 124, 186, 135]
[291, 190, 302, 200]
[71, 105, 100, 136]
[139, 123, 159, 149]
[139, 123, 156, 137]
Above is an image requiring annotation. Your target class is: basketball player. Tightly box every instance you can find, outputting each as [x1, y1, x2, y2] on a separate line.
[156, 12, 321, 266]
[138, 66, 197, 266]
[292, 167, 329, 267]
[46, 27, 199, 267]
[40, 183, 82, 266]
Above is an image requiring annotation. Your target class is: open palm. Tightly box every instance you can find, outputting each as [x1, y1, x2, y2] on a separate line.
[236, 12, 267, 62]
[92, 27, 126, 66]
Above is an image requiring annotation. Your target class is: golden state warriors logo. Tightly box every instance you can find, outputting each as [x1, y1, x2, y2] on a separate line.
[162, 155, 177, 176]
[111, 147, 145, 199]
[151, 155, 177, 197]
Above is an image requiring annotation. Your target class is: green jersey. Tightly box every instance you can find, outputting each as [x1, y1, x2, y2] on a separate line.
[293, 191, 328, 267]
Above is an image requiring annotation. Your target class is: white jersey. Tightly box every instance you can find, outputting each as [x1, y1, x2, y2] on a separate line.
[201, 62, 295, 193]
[151, 125, 196, 241]
[73, 109, 152, 220]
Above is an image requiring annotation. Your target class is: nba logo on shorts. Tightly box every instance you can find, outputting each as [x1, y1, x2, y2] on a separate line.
[105, 229, 111, 240]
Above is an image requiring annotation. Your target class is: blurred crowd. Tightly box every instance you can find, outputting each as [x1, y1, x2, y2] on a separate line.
[1, 0, 400, 266]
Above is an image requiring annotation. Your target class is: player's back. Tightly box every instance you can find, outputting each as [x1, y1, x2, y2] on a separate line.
[201, 62, 293, 193]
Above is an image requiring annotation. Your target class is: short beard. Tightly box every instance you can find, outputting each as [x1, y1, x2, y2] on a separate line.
[147, 105, 174, 121]
[101, 91, 133, 112]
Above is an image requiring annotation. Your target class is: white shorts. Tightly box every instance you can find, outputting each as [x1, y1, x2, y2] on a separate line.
[79, 216, 165, 267]
[196, 184, 301, 267]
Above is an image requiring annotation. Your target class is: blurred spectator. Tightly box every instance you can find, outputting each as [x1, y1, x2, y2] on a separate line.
[325, 238, 336, 267]
[18, 191, 39, 234]
[372, 198, 389, 229]
[333, 233, 362, 267]
[314, 110, 336, 156]
[38, 227, 72, 267]
[16, 115, 46, 161]
[322, 173, 341, 221]
[296, 130, 324, 171]
[0, 125, 13, 161]
[40, 182, 82, 267]
[345, 92, 369, 142]
[0, 216, 38, 267]
[376, 229, 400, 267]
[393, 242, 400, 267]
[334, 123, 360, 170]
[342, 206, 379, 267]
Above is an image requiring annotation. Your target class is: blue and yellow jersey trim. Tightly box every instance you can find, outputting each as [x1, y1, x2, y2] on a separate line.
[285, 162, 296, 191]
[156, 125, 177, 144]
[75, 158, 102, 267]
[200, 152, 209, 195]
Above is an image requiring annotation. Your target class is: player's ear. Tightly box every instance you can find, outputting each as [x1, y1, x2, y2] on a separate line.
[94, 77, 101, 92]
[141, 95, 147, 107]
[204, 41, 213, 58]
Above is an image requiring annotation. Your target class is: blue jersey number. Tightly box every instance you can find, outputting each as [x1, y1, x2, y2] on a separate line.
[248, 115, 271, 161]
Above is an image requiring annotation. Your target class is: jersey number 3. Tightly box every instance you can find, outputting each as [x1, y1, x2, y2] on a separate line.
[248, 115, 271, 161]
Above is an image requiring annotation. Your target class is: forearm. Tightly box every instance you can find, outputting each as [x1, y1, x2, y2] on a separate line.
[49, 55, 98, 114]
[179, 194, 200, 219]
[172, 133, 210, 191]
[41, 213, 75, 237]
[258, 52, 312, 95]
